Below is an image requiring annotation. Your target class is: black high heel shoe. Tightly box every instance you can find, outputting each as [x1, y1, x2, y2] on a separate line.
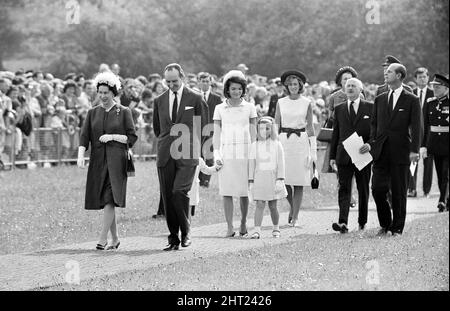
[96, 242, 108, 250]
[106, 241, 120, 250]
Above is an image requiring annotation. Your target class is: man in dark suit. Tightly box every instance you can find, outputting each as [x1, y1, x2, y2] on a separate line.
[360, 63, 422, 236]
[197, 72, 222, 188]
[267, 78, 286, 118]
[376, 55, 413, 96]
[153, 63, 208, 250]
[408, 67, 435, 198]
[329, 78, 373, 233]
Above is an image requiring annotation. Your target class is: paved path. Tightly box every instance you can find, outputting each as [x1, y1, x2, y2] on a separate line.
[0, 195, 441, 290]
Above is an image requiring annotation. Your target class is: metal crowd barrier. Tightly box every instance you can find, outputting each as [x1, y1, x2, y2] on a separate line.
[0, 124, 325, 171]
[0, 125, 156, 170]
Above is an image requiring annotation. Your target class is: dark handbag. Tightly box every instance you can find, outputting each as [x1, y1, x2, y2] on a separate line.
[311, 162, 319, 189]
[317, 118, 333, 143]
[127, 149, 135, 177]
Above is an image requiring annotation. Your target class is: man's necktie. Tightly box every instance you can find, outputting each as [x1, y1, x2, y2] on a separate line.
[419, 90, 423, 107]
[388, 91, 394, 113]
[349, 101, 356, 123]
[172, 91, 178, 123]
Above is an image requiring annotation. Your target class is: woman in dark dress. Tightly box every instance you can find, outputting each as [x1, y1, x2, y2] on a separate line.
[77, 72, 137, 250]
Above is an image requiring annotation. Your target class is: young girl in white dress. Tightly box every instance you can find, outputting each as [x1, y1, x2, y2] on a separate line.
[248, 116, 287, 239]
[188, 158, 222, 217]
[275, 70, 317, 228]
[213, 70, 257, 237]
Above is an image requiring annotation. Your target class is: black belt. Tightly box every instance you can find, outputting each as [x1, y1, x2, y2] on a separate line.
[281, 127, 305, 138]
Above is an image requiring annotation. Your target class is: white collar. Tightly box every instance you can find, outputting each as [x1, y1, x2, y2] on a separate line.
[170, 84, 184, 96]
[389, 85, 403, 95]
[347, 97, 360, 106]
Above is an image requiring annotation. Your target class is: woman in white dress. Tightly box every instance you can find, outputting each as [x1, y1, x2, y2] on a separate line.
[275, 70, 317, 227]
[213, 70, 257, 237]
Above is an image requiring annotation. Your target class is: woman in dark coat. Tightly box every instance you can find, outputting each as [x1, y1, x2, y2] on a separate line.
[77, 72, 137, 250]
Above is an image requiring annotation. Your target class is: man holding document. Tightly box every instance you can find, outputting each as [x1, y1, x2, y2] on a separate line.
[360, 63, 422, 236]
[330, 78, 373, 233]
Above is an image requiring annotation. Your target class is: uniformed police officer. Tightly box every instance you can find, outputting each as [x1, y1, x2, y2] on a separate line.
[421, 73, 449, 212]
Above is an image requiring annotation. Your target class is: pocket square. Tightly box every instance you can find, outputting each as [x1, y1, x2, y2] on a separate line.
[185, 106, 194, 111]
[363, 115, 370, 119]
[399, 109, 405, 112]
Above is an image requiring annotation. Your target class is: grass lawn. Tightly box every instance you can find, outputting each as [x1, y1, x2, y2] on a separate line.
[46, 214, 449, 291]
[0, 150, 342, 255]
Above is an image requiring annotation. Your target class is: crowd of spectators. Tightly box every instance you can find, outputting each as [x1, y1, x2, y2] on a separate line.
[0, 62, 381, 169]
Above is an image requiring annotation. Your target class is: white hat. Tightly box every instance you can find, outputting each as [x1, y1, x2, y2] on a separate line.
[93, 71, 121, 91]
[223, 70, 246, 85]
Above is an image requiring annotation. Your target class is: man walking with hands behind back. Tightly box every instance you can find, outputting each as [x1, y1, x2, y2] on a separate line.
[153, 63, 207, 250]
[360, 63, 422, 236]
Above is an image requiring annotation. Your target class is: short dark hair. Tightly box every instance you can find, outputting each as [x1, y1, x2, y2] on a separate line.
[164, 63, 185, 78]
[198, 72, 211, 81]
[97, 82, 119, 97]
[63, 80, 78, 93]
[223, 76, 247, 98]
[414, 67, 429, 78]
[284, 75, 304, 95]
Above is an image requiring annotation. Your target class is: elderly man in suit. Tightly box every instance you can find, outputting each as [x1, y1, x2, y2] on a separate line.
[329, 78, 373, 233]
[408, 67, 435, 198]
[197, 71, 222, 188]
[360, 63, 422, 236]
[153, 63, 208, 250]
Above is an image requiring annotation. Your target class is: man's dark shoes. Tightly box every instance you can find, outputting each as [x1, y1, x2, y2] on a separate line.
[163, 244, 179, 251]
[181, 237, 192, 248]
[359, 224, 365, 231]
[438, 202, 446, 213]
[152, 214, 165, 219]
[332, 222, 348, 233]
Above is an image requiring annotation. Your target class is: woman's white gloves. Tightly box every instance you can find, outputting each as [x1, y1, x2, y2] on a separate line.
[99, 134, 128, 144]
[309, 136, 317, 166]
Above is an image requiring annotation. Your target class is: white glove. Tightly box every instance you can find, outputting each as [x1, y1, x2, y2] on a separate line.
[77, 146, 86, 168]
[213, 149, 223, 166]
[99, 134, 113, 143]
[420, 147, 428, 159]
[112, 134, 128, 144]
[309, 136, 317, 165]
[275, 179, 285, 194]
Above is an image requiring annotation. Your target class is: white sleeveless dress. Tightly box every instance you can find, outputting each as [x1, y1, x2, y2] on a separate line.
[213, 100, 257, 196]
[277, 96, 312, 186]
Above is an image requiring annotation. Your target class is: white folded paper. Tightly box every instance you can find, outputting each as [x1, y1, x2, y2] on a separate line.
[342, 132, 373, 171]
